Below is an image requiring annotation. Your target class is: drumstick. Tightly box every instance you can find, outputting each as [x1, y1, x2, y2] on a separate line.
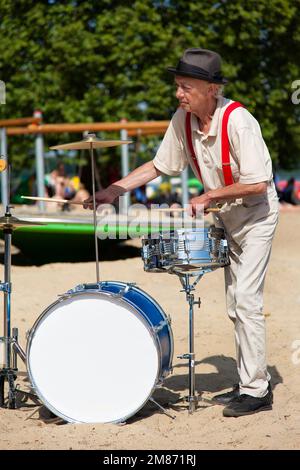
[154, 207, 220, 213]
[21, 196, 221, 212]
[21, 195, 84, 205]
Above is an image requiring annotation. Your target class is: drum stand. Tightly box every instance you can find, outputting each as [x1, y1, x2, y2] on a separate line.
[173, 270, 213, 414]
[0, 208, 27, 408]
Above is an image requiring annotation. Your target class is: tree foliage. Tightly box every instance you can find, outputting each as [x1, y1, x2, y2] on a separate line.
[0, 0, 299, 170]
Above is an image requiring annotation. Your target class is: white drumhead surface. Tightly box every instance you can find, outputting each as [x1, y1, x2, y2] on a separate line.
[28, 293, 159, 423]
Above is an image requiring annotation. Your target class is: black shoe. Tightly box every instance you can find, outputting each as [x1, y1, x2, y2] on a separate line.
[212, 384, 240, 405]
[223, 388, 273, 417]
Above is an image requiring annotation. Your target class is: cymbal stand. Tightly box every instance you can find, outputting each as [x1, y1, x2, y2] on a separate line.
[174, 270, 213, 414]
[0, 207, 16, 407]
[0, 167, 27, 408]
[89, 136, 100, 283]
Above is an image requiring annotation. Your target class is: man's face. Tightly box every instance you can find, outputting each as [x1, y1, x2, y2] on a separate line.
[175, 76, 213, 113]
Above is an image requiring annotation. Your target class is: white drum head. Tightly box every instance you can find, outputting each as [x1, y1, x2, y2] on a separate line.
[27, 292, 159, 423]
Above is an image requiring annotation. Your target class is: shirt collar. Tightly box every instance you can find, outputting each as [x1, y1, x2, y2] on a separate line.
[191, 96, 229, 137]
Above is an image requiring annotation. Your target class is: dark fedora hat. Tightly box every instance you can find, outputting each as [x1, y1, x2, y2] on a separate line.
[167, 48, 228, 84]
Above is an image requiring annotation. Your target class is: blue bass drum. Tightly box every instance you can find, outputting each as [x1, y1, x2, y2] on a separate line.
[26, 281, 173, 424]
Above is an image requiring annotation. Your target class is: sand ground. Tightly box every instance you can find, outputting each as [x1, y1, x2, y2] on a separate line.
[0, 210, 300, 450]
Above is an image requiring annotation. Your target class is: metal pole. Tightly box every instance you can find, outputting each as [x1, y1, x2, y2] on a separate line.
[120, 121, 130, 213]
[3, 229, 12, 369]
[90, 143, 100, 283]
[35, 132, 45, 212]
[181, 167, 189, 207]
[177, 272, 203, 414]
[33, 110, 45, 212]
[0, 127, 8, 208]
[188, 284, 196, 413]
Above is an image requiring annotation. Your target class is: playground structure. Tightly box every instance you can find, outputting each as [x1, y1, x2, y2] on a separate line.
[0, 115, 191, 212]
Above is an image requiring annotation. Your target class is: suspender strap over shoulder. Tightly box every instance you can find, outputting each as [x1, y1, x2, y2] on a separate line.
[185, 101, 244, 186]
[221, 101, 243, 186]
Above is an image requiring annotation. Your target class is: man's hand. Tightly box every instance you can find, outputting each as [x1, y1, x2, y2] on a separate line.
[189, 193, 212, 217]
[83, 184, 126, 209]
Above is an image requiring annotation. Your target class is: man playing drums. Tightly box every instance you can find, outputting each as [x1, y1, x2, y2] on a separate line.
[85, 48, 278, 417]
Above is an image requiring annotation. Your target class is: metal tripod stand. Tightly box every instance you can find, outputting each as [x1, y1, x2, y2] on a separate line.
[0, 206, 27, 408]
[173, 270, 213, 414]
[0, 163, 40, 408]
[0, 211, 17, 408]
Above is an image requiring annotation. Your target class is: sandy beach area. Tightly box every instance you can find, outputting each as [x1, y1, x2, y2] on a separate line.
[0, 209, 300, 450]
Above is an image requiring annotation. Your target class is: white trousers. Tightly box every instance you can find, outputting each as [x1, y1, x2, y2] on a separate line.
[215, 186, 279, 397]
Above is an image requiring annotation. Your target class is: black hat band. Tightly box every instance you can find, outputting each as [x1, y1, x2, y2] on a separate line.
[175, 60, 223, 82]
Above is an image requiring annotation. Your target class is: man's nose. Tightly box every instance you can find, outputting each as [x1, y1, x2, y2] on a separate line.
[176, 87, 184, 99]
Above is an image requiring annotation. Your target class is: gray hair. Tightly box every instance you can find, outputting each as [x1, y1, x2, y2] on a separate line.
[214, 84, 224, 98]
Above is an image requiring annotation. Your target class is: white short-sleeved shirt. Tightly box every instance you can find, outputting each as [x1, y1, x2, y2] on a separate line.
[153, 97, 273, 193]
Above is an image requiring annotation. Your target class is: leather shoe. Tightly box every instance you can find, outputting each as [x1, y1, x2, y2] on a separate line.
[212, 384, 240, 405]
[223, 387, 273, 417]
[212, 381, 272, 406]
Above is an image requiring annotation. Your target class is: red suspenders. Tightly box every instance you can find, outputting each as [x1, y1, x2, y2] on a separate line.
[185, 101, 243, 186]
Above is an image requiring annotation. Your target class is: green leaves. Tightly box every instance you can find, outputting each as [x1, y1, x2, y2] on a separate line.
[0, 0, 299, 170]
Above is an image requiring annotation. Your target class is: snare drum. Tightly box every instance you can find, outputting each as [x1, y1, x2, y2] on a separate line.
[26, 281, 173, 424]
[142, 227, 229, 274]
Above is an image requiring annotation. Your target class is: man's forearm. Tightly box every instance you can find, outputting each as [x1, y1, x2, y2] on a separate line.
[206, 181, 268, 203]
[113, 161, 161, 192]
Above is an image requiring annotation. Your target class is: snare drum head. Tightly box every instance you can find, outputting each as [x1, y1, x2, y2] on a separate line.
[27, 292, 160, 424]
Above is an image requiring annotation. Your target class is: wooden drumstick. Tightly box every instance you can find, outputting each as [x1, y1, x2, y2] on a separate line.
[21, 196, 221, 212]
[21, 195, 85, 205]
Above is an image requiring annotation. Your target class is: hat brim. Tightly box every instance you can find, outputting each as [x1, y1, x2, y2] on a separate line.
[166, 66, 228, 85]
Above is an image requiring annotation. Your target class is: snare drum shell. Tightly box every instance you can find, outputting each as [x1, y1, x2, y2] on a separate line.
[142, 227, 229, 274]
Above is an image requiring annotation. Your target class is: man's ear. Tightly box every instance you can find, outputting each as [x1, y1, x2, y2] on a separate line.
[206, 83, 214, 96]
[208, 83, 220, 98]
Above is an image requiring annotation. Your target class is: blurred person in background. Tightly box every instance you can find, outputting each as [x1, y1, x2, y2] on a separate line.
[279, 177, 300, 205]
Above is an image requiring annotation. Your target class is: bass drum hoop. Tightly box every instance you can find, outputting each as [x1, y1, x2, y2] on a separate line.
[26, 287, 172, 424]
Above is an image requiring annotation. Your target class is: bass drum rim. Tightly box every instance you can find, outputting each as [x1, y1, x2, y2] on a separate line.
[26, 285, 173, 424]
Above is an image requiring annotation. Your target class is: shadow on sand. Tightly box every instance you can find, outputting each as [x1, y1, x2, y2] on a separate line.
[0, 239, 141, 266]
[124, 355, 283, 424]
[19, 355, 282, 425]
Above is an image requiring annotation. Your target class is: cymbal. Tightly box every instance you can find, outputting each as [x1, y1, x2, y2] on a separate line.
[50, 134, 132, 150]
[0, 215, 46, 230]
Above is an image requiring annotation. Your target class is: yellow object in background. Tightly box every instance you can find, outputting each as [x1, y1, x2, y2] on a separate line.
[0, 159, 7, 172]
[71, 175, 80, 191]
[159, 182, 172, 193]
